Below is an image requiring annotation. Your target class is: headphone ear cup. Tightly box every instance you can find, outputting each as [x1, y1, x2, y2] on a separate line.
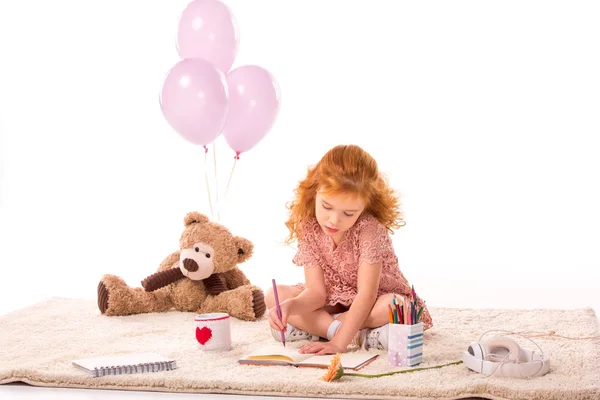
[467, 341, 484, 360]
[484, 337, 523, 362]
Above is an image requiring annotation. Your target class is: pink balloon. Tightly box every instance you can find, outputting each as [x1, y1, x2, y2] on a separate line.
[177, 0, 239, 73]
[222, 66, 281, 157]
[160, 58, 229, 146]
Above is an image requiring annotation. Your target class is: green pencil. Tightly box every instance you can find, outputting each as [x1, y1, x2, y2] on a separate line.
[416, 306, 424, 322]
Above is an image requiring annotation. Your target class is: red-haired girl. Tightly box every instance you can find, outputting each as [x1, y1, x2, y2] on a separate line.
[266, 144, 432, 355]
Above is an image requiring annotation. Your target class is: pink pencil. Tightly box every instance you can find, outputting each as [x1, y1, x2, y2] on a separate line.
[272, 279, 286, 347]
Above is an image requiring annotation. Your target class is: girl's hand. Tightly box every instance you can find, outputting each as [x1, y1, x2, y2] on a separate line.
[268, 299, 294, 332]
[299, 341, 344, 355]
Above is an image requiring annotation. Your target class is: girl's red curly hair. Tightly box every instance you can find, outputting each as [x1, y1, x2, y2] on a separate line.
[285, 144, 404, 245]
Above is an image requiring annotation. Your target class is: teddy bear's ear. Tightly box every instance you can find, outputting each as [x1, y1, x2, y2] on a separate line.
[234, 236, 253, 264]
[184, 212, 210, 227]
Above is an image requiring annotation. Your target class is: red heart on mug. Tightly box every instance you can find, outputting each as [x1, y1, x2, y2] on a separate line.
[196, 326, 213, 345]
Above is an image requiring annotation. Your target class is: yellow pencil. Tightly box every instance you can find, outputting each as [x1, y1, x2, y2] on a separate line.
[388, 304, 395, 323]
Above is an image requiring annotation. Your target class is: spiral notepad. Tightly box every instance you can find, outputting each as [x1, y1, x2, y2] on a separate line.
[72, 352, 177, 378]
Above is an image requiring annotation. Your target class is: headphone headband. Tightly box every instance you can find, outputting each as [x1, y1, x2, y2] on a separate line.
[463, 334, 550, 378]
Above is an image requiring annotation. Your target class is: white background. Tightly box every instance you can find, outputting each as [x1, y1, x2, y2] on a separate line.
[0, 0, 599, 398]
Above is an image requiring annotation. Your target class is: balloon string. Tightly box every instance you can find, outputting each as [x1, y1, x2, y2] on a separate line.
[204, 146, 214, 221]
[213, 141, 220, 222]
[224, 153, 239, 200]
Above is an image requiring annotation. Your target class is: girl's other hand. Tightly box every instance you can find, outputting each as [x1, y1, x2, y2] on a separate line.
[299, 341, 344, 355]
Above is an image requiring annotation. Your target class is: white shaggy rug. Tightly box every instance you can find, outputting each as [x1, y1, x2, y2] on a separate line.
[0, 297, 599, 400]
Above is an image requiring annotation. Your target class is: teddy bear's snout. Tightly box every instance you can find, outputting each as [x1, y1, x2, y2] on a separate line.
[179, 243, 216, 280]
[183, 258, 199, 272]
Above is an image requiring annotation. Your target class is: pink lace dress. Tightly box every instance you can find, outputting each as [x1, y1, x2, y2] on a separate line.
[292, 213, 433, 330]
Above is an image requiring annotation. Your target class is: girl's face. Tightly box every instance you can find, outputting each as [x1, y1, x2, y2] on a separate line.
[315, 191, 366, 244]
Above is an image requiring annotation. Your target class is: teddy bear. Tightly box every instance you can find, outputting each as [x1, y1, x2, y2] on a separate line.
[97, 211, 266, 321]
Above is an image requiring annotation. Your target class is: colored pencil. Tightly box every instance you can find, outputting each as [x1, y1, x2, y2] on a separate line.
[416, 306, 424, 322]
[271, 279, 286, 346]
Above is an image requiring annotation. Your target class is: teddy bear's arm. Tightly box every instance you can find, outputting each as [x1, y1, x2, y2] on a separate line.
[220, 267, 251, 290]
[142, 268, 185, 292]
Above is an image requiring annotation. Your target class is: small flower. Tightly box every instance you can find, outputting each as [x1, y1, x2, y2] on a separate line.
[320, 353, 463, 382]
[320, 353, 344, 382]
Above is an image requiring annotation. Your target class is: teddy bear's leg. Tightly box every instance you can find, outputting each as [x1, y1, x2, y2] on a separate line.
[98, 274, 173, 316]
[220, 267, 251, 290]
[197, 285, 266, 321]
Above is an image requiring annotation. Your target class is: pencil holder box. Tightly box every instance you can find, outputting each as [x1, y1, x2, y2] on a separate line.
[387, 322, 424, 367]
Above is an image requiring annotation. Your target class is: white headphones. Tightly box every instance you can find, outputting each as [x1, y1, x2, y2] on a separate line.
[462, 330, 550, 378]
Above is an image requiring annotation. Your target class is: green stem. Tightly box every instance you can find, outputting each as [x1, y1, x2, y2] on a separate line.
[344, 360, 463, 379]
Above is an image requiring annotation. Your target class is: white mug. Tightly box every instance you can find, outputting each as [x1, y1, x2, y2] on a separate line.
[194, 313, 231, 351]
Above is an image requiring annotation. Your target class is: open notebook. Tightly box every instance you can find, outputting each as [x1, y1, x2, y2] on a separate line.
[72, 352, 177, 377]
[238, 345, 378, 370]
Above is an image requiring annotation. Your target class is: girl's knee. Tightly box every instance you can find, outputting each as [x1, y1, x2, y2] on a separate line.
[377, 293, 397, 305]
[364, 293, 404, 328]
[265, 284, 301, 308]
[265, 288, 275, 308]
